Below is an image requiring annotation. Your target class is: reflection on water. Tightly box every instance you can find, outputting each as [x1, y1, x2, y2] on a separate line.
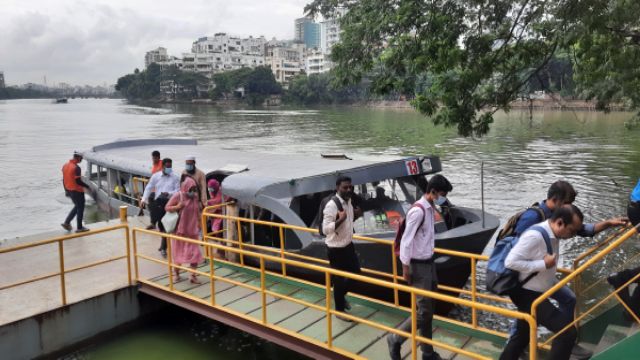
[1, 99, 639, 354]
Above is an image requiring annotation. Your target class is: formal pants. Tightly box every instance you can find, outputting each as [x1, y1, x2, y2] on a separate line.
[388, 261, 438, 358]
[508, 284, 576, 338]
[151, 197, 169, 250]
[501, 288, 577, 360]
[64, 191, 85, 228]
[148, 193, 156, 226]
[612, 266, 640, 317]
[326, 242, 361, 312]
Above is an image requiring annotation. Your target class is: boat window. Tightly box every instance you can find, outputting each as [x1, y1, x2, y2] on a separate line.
[89, 163, 99, 182]
[352, 180, 414, 235]
[96, 166, 109, 191]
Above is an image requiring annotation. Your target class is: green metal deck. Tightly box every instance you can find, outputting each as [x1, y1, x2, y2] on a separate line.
[140, 261, 505, 360]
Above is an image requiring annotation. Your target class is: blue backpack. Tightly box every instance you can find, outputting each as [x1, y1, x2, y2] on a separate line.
[486, 225, 552, 295]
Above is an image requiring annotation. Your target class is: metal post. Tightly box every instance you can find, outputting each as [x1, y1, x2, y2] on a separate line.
[279, 226, 286, 276]
[167, 236, 174, 291]
[210, 246, 216, 306]
[58, 241, 67, 305]
[481, 161, 485, 228]
[260, 258, 267, 324]
[391, 244, 399, 306]
[411, 292, 417, 360]
[471, 259, 477, 328]
[132, 230, 140, 281]
[119, 205, 128, 223]
[237, 219, 244, 266]
[125, 227, 132, 285]
[325, 272, 333, 348]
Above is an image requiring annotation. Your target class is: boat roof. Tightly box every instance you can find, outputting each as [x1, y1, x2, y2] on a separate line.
[82, 138, 442, 203]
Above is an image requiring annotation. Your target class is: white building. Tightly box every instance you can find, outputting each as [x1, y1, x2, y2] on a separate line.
[266, 42, 306, 84]
[318, 10, 345, 73]
[305, 50, 332, 75]
[189, 34, 267, 76]
[0, 71, 5, 88]
[145, 47, 168, 68]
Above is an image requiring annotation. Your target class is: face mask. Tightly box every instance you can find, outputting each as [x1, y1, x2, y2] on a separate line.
[434, 195, 447, 206]
[163, 168, 172, 175]
[186, 192, 196, 199]
[185, 164, 195, 172]
[208, 187, 216, 194]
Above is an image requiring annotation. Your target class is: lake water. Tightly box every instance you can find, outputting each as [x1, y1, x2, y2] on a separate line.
[1, 99, 638, 358]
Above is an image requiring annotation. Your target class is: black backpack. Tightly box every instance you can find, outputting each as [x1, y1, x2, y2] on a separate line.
[496, 203, 545, 240]
[316, 195, 344, 237]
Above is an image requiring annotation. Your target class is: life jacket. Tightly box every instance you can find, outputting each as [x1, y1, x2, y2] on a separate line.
[62, 160, 84, 192]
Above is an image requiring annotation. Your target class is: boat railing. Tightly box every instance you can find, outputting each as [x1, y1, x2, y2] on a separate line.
[133, 226, 539, 360]
[0, 220, 131, 307]
[531, 223, 640, 347]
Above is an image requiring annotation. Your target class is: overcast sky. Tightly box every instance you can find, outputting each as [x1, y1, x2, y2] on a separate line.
[1, 0, 311, 86]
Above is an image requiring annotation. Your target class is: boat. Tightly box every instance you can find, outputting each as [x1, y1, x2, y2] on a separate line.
[55, 98, 68, 103]
[81, 138, 500, 312]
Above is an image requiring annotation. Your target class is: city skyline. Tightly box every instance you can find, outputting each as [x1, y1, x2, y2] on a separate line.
[0, 0, 311, 86]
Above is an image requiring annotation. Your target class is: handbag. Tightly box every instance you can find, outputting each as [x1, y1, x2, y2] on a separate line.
[161, 193, 182, 233]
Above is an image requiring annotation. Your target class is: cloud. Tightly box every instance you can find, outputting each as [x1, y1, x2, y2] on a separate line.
[0, 0, 310, 86]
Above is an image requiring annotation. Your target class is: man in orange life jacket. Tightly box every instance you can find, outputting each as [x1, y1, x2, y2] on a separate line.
[61, 151, 91, 233]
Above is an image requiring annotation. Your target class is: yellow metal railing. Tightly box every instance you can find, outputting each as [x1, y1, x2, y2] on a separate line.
[0, 223, 131, 306]
[132, 176, 149, 197]
[532, 224, 640, 347]
[133, 227, 539, 360]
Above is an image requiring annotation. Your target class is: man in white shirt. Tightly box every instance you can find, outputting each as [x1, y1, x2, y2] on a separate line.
[387, 174, 452, 360]
[500, 205, 584, 360]
[142, 158, 180, 258]
[323, 176, 360, 318]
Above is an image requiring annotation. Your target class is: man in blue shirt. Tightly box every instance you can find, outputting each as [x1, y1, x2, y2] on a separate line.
[507, 180, 627, 357]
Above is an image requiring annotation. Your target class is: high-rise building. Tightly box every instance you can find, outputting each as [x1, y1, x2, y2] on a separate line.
[294, 17, 320, 49]
[0, 71, 5, 88]
[144, 47, 168, 68]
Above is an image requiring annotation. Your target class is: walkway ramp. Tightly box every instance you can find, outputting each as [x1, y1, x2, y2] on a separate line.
[139, 261, 505, 360]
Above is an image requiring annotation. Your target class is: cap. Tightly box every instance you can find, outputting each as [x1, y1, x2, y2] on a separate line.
[185, 155, 196, 161]
[73, 151, 83, 157]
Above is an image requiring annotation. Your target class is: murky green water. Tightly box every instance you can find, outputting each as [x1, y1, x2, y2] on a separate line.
[1, 99, 639, 357]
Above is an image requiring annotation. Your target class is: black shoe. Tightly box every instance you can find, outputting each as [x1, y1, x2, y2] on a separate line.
[344, 301, 352, 311]
[386, 334, 401, 360]
[336, 314, 353, 322]
[159, 249, 167, 258]
[423, 352, 443, 360]
[75, 227, 90, 233]
[61, 223, 72, 231]
[608, 272, 628, 289]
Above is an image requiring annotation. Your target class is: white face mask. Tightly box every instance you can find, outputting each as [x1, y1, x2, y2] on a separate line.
[434, 195, 447, 206]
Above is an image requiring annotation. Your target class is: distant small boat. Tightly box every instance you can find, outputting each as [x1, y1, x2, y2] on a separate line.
[55, 98, 68, 104]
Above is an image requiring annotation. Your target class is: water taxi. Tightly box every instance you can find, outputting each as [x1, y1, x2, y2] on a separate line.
[81, 138, 500, 310]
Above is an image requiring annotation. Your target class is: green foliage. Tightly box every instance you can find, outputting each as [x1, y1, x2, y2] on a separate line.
[116, 64, 209, 101]
[210, 66, 281, 105]
[284, 72, 373, 105]
[306, 0, 640, 136]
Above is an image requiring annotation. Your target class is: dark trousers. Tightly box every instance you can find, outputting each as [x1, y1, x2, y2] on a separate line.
[628, 201, 640, 227]
[501, 288, 577, 360]
[148, 193, 156, 226]
[64, 191, 85, 228]
[326, 242, 361, 312]
[613, 266, 640, 317]
[388, 261, 438, 358]
[151, 196, 169, 250]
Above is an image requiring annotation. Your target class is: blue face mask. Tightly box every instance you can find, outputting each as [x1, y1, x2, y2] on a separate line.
[186, 191, 196, 199]
[434, 195, 447, 206]
[163, 167, 173, 175]
[185, 164, 195, 172]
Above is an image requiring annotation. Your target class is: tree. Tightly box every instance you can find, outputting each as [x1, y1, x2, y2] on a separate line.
[306, 0, 640, 136]
[244, 66, 282, 105]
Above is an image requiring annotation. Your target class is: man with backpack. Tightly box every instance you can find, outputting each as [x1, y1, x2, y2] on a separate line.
[500, 205, 584, 360]
[322, 176, 360, 320]
[500, 180, 627, 357]
[387, 174, 452, 360]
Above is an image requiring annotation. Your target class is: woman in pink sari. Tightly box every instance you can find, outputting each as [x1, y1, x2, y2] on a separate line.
[206, 179, 226, 259]
[165, 177, 203, 284]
